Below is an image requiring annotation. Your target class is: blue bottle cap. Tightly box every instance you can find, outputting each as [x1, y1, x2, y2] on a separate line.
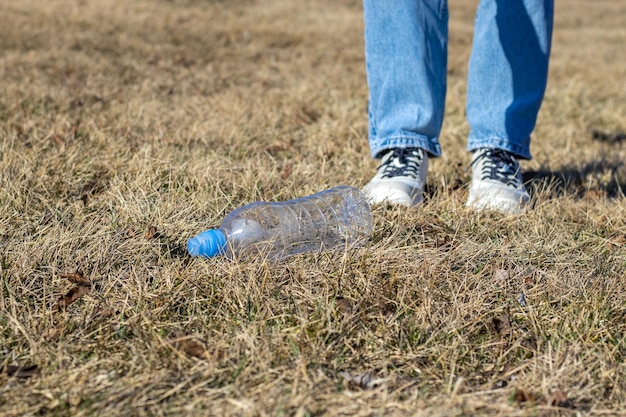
[187, 229, 227, 257]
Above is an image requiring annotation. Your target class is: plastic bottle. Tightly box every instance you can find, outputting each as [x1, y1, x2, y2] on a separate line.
[187, 186, 372, 260]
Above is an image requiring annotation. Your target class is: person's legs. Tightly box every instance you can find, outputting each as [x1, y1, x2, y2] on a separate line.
[363, 0, 448, 207]
[466, 0, 554, 213]
[364, 0, 448, 158]
[467, 0, 554, 159]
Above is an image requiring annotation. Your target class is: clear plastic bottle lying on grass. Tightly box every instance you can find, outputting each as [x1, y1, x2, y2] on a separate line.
[187, 186, 373, 261]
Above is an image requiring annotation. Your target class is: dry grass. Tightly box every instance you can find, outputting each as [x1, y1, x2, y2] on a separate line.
[1, 0, 626, 415]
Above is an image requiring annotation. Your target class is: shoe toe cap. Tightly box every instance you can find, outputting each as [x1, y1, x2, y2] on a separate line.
[363, 181, 423, 208]
[466, 183, 530, 214]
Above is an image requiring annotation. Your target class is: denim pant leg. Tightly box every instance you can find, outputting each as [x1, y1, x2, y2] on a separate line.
[467, 0, 554, 160]
[364, 0, 448, 159]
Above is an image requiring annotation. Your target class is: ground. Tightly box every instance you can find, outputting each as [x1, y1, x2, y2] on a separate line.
[1, 0, 626, 416]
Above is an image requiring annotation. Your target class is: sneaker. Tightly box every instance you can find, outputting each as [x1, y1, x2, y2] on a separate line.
[466, 148, 530, 214]
[363, 148, 428, 207]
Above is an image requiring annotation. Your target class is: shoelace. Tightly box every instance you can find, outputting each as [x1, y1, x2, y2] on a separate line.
[470, 148, 521, 187]
[379, 148, 423, 179]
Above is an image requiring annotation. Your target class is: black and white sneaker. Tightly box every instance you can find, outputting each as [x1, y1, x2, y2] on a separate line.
[363, 148, 428, 207]
[466, 148, 530, 214]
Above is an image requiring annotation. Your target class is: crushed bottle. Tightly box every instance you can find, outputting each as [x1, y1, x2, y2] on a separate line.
[187, 186, 373, 260]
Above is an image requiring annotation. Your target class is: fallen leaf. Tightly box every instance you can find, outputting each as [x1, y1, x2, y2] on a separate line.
[56, 285, 91, 311]
[171, 337, 211, 360]
[340, 371, 387, 390]
[493, 269, 510, 283]
[50, 133, 64, 148]
[94, 307, 116, 320]
[584, 189, 607, 200]
[59, 270, 89, 285]
[293, 104, 321, 126]
[174, 55, 195, 68]
[3, 364, 39, 379]
[78, 175, 106, 205]
[544, 389, 568, 407]
[281, 164, 293, 180]
[145, 226, 159, 239]
[79, 179, 100, 197]
[335, 297, 353, 318]
[512, 387, 537, 404]
[492, 309, 512, 337]
[44, 327, 62, 342]
[377, 298, 395, 322]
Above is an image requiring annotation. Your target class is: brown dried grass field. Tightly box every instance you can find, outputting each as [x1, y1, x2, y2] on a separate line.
[1, 0, 626, 415]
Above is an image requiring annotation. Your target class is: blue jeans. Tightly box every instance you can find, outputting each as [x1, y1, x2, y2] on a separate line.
[364, 0, 554, 160]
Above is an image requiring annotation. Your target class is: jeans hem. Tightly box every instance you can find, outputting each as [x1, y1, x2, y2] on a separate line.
[467, 137, 532, 160]
[370, 135, 442, 159]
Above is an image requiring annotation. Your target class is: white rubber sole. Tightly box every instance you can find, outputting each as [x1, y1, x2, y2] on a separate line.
[362, 179, 424, 208]
[466, 181, 530, 214]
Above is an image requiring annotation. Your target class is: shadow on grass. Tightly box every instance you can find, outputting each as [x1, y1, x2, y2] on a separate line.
[522, 128, 626, 199]
[524, 158, 626, 199]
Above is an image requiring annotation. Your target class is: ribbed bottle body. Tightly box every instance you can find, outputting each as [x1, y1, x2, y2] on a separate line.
[220, 186, 372, 260]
